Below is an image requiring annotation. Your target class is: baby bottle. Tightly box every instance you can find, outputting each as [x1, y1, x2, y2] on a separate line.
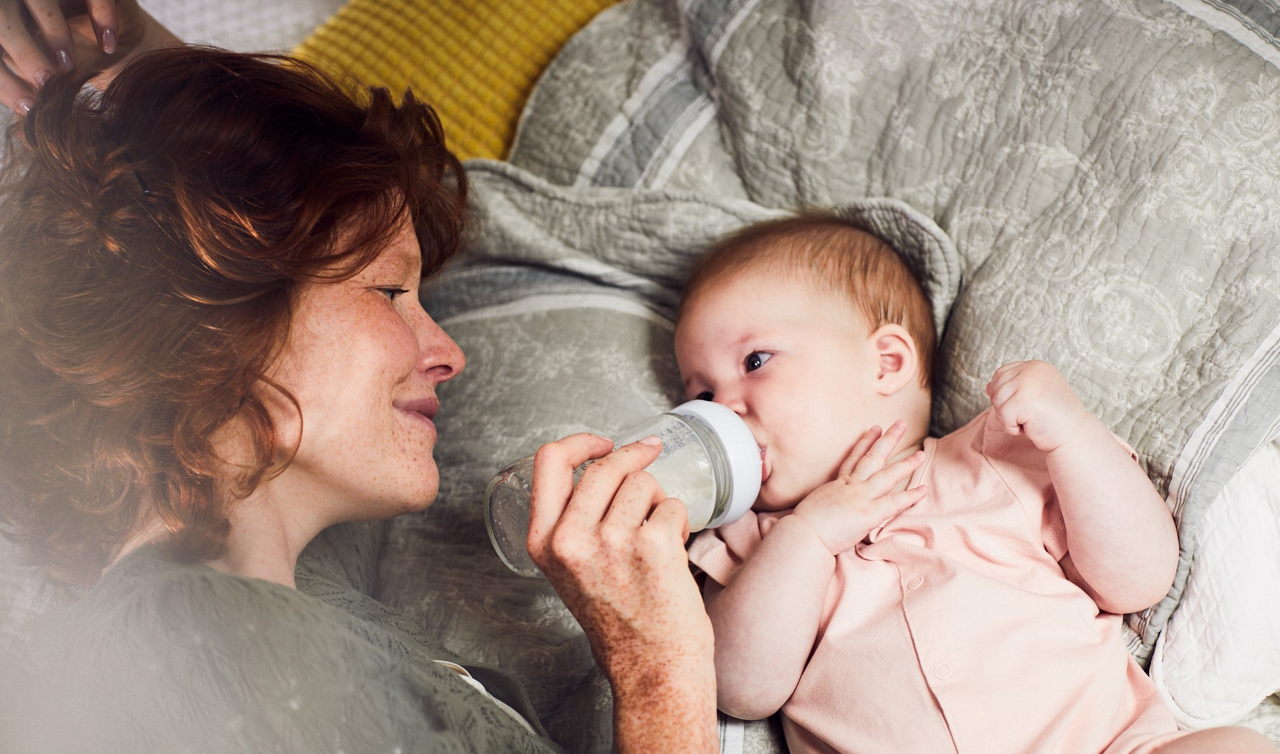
[485, 400, 761, 577]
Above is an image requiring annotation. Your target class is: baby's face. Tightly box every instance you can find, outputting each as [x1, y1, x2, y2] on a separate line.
[675, 270, 885, 510]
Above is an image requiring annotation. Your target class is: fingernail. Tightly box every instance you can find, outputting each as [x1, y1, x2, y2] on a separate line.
[16, 98, 33, 115]
[638, 435, 662, 446]
[101, 27, 117, 55]
[35, 69, 51, 88]
[55, 49, 73, 72]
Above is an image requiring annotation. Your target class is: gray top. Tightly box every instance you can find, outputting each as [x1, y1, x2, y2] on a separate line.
[0, 523, 560, 754]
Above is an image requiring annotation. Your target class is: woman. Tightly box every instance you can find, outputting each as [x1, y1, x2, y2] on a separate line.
[0, 2, 716, 752]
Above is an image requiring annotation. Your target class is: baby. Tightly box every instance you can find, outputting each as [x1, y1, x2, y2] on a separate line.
[674, 214, 1274, 754]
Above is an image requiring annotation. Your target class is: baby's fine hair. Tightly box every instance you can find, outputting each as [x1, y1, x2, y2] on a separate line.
[679, 212, 937, 390]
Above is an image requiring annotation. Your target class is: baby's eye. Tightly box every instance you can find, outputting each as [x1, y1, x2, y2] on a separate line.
[744, 352, 771, 372]
[696, 391, 714, 401]
[378, 287, 410, 301]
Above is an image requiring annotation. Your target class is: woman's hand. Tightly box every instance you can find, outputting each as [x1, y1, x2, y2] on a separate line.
[1, 0, 171, 113]
[528, 433, 717, 754]
[792, 421, 927, 555]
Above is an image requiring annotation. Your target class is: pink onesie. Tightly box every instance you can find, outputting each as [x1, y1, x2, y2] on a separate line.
[689, 408, 1186, 754]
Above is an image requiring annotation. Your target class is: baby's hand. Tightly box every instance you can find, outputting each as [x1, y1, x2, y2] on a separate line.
[985, 360, 1091, 453]
[793, 421, 927, 555]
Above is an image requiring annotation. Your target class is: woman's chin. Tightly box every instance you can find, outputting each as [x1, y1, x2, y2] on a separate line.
[406, 478, 440, 513]
[373, 472, 440, 518]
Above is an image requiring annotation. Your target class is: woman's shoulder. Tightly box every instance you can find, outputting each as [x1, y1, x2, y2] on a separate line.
[36, 546, 328, 644]
[10, 546, 556, 753]
[21, 546, 377, 696]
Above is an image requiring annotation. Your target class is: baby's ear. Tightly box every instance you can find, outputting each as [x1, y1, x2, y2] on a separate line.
[870, 324, 920, 396]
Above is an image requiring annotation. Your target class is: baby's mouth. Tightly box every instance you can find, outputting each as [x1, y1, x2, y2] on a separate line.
[760, 446, 770, 483]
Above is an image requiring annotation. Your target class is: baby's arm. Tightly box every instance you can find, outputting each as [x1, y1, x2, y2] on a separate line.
[705, 514, 837, 720]
[986, 361, 1178, 614]
[706, 424, 926, 719]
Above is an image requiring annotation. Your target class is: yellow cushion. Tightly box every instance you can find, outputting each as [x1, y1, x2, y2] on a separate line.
[293, 0, 621, 161]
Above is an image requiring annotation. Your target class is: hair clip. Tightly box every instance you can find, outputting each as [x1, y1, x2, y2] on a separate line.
[106, 133, 152, 199]
[121, 150, 151, 198]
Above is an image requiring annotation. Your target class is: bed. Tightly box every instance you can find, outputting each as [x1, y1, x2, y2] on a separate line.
[2, 0, 1278, 752]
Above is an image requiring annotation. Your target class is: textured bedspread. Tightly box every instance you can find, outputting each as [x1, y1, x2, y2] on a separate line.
[372, 0, 1280, 747]
[7, 0, 1272, 751]
[514, 0, 1280, 725]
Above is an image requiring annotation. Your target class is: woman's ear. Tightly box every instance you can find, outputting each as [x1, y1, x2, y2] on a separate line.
[869, 324, 920, 397]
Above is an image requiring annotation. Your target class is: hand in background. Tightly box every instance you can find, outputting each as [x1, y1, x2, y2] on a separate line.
[793, 420, 927, 555]
[527, 433, 717, 753]
[986, 359, 1092, 454]
[1, 0, 169, 113]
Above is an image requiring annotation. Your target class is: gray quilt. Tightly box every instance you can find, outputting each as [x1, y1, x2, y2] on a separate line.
[6, 0, 1274, 751]
[373, 0, 1280, 750]
[506, 0, 1280, 652]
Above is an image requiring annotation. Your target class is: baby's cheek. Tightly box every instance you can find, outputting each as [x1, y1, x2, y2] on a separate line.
[755, 481, 805, 512]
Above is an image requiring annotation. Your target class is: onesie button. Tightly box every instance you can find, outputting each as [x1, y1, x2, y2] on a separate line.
[934, 664, 952, 679]
[907, 576, 924, 590]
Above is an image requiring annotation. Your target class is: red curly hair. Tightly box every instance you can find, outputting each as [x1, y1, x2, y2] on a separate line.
[0, 47, 469, 587]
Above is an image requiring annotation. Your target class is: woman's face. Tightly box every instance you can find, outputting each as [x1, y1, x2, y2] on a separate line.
[265, 221, 464, 524]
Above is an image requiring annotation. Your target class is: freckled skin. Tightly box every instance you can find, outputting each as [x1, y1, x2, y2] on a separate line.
[527, 435, 719, 754]
[193, 222, 464, 587]
[267, 223, 464, 528]
[269, 237, 722, 750]
[16, 8, 728, 747]
[248, 228, 721, 753]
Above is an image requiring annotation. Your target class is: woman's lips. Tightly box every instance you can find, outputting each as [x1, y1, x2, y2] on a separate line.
[395, 396, 439, 419]
[760, 446, 770, 483]
[397, 407, 437, 434]
[394, 396, 439, 436]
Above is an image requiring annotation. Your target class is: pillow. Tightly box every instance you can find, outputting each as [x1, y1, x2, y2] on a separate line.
[1151, 438, 1280, 727]
[832, 198, 961, 340]
[501, 0, 1280, 723]
[292, 0, 621, 160]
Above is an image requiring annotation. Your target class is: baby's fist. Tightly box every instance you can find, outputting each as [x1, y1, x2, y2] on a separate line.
[985, 361, 1090, 453]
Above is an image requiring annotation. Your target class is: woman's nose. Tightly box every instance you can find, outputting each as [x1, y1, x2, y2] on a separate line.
[416, 313, 465, 384]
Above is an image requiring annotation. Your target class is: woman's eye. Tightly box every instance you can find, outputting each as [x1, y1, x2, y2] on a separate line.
[696, 391, 714, 401]
[744, 352, 771, 372]
[379, 287, 410, 301]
